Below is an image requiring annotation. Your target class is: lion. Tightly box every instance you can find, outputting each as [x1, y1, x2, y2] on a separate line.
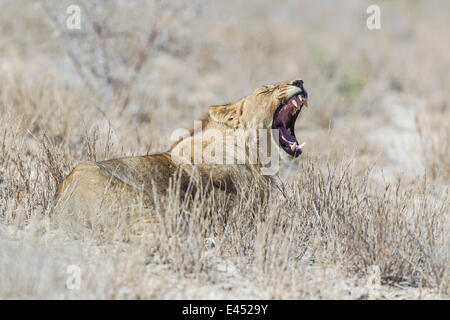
[55, 80, 308, 219]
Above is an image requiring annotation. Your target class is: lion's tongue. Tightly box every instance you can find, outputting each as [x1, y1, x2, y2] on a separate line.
[279, 127, 305, 152]
[279, 127, 296, 144]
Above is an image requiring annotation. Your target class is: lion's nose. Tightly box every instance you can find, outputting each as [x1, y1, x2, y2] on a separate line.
[292, 80, 304, 88]
[292, 80, 307, 99]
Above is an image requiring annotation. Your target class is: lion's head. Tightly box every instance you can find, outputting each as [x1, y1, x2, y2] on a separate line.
[209, 79, 308, 158]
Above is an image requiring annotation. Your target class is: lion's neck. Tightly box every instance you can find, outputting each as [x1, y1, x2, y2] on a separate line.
[168, 117, 279, 176]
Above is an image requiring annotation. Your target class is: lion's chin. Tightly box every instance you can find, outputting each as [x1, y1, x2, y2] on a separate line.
[272, 93, 307, 158]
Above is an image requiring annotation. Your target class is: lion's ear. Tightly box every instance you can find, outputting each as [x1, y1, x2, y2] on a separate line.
[209, 103, 241, 127]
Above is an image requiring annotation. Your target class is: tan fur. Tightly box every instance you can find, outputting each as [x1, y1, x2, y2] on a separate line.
[55, 80, 305, 217]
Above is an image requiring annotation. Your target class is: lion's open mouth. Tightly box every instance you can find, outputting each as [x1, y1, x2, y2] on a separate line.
[272, 93, 308, 157]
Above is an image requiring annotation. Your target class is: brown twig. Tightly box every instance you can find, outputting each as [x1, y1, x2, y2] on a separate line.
[39, 1, 108, 118]
[118, 5, 165, 115]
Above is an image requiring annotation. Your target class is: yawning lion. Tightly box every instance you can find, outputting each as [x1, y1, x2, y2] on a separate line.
[55, 80, 308, 217]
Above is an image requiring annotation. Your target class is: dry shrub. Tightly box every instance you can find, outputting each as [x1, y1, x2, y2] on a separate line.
[417, 109, 450, 183]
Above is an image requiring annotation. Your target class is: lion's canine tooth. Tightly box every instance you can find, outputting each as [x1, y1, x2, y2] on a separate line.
[292, 100, 298, 108]
[291, 143, 297, 152]
[298, 142, 306, 149]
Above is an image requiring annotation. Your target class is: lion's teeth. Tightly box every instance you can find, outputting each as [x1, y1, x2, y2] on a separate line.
[292, 100, 298, 108]
[291, 143, 297, 152]
[298, 142, 306, 149]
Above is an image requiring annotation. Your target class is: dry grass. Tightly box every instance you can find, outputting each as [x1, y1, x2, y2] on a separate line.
[0, 0, 448, 299]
